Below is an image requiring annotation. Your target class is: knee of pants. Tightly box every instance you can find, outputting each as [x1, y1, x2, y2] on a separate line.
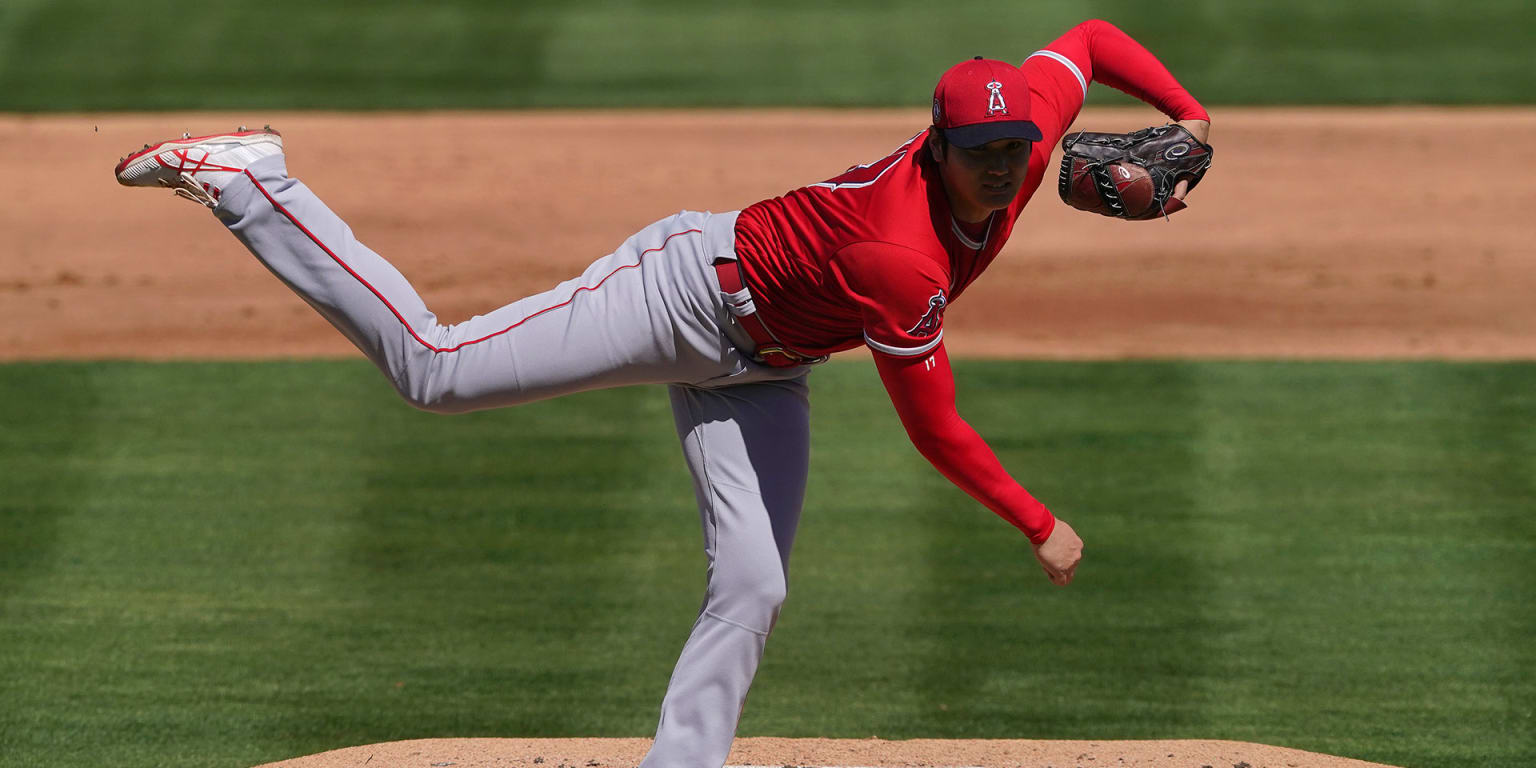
[707, 560, 789, 634]
[396, 387, 473, 415]
[392, 375, 465, 414]
[386, 351, 483, 415]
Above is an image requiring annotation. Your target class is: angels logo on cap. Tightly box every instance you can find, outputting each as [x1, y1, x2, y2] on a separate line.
[932, 57, 1041, 149]
[986, 80, 1007, 115]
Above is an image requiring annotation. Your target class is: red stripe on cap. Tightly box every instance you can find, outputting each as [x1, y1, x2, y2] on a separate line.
[245, 170, 700, 354]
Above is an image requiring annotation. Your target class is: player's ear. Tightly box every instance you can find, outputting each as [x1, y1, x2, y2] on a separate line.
[928, 132, 946, 162]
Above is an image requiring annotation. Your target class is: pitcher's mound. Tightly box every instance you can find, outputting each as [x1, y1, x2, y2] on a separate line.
[253, 737, 1401, 767]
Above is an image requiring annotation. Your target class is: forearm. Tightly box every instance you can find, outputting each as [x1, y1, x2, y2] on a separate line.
[906, 409, 1057, 544]
[874, 345, 1056, 544]
[1057, 19, 1209, 121]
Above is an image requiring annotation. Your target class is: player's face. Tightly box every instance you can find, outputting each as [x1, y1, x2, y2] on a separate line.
[934, 137, 1032, 223]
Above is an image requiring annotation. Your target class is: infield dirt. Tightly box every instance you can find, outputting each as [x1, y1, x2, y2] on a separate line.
[5, 109, 1524, 767]
[4, 107, 1534, 361]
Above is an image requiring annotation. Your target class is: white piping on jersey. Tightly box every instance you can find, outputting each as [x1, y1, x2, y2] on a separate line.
[1027, 49, 1087, 100]
[809, 130, 925, 191]
[809, 150, 909, 190]
[950, 214, 993, 251]
[865, 329, 944, 357]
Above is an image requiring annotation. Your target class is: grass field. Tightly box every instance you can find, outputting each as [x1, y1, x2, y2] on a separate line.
[1, 0, 1533, 110]
[0, 360, 1530, 768]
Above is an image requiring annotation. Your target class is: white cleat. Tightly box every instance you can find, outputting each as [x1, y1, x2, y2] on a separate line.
[114, 126, 283, 208]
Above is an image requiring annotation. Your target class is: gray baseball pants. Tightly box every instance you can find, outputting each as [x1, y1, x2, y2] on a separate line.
[216, 155, 812, 768]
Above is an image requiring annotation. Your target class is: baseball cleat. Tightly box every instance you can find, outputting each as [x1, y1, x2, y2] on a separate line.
[114, 126, 282, 208]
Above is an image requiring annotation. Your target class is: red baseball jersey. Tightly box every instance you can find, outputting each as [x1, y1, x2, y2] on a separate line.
[734, 19, 1208, 362]
[732, 20, 1209, 544]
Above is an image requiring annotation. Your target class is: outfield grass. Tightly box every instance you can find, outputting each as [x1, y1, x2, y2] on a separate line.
[0, 360, 1530, 768]
[0, 0, 1532, 110]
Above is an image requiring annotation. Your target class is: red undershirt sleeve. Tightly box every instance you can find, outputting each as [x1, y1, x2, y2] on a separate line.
[1027, 19, 1209, 124]
[872, 342, 1057, 545]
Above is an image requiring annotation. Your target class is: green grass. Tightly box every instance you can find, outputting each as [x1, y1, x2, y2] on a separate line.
[1, 0, 1533, 110]
[0, 360, 1532, 768]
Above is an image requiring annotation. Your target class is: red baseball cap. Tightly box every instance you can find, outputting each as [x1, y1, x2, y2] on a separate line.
[932, 56, 1042, 148]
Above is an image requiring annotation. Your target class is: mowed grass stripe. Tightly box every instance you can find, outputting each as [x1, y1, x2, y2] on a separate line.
[893, 363, 1212, 737]
[0, 363, 713, 766]
[0, 362, 384, 767]
[1183, 363, 1535, 766]
[0, 361, 1531, 768]
[0, 364, 98, 599]
[318, 382, 701, 739]
[0, 364, 107, 762]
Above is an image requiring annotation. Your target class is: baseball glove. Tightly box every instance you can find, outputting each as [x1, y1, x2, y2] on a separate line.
[1057, 123, 1213, 220]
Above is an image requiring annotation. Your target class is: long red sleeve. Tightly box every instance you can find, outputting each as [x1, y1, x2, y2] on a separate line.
[872, 343, 1056, 545]
[1039, 19, 1209, 122]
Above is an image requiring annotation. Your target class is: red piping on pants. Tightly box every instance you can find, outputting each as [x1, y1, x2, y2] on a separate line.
[246, 170, 700, 354]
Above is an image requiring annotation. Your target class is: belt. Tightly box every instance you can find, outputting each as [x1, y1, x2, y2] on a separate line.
[713, 260, 828, 368]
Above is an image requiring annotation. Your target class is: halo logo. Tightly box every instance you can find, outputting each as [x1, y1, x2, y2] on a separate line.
[986, 81, 1008, 116]
[906, 292, 948, 337]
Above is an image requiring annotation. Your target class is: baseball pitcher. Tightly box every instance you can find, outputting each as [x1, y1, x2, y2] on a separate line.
[116, 19, 1211, 768]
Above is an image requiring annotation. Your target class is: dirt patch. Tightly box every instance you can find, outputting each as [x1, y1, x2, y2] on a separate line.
[4, 107, 1534, 360]
[253, 736, 1400, 768]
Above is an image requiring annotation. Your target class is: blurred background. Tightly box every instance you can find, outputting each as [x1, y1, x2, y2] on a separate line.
[1, 0, 1532, 110]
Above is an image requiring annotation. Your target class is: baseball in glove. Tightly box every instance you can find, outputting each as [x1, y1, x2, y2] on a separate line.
[1058, 123, 1212, 220]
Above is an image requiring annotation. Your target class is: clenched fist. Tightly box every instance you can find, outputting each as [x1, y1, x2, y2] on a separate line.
[1034, 518, 1083, 586]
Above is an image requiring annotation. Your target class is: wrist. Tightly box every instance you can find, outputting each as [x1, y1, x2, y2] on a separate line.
[1027, 512, 1057, 547]
[1175, 109, 1211, 128]
[1176, 116, 1211, 144]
